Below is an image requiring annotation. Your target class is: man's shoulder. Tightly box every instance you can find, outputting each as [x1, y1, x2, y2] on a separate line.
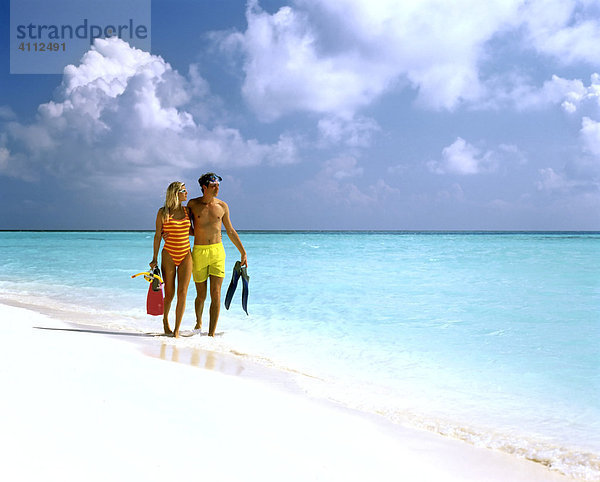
[188, 197, 202, 207]
[215, 198, 229, 210]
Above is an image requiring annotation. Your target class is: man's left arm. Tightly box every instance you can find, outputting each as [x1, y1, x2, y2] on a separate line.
[222, 202, 247, 266]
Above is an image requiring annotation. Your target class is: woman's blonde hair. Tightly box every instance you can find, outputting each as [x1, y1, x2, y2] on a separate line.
[162, 181, 185, 221]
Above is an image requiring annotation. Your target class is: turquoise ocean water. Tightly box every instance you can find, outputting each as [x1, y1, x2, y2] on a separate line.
[0, 231, 598, 479]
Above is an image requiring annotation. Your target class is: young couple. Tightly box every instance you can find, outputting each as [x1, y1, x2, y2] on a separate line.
[150, 173, 247, 337]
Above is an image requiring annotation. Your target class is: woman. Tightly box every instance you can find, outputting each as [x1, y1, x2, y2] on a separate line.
[150, 182, 192, 337]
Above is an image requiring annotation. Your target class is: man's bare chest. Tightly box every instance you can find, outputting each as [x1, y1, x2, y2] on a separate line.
[193, 203, 223, 225]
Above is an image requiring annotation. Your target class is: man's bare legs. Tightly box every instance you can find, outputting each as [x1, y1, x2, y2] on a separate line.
[208, 276, 224, 336]
[194, 281, 207, 331]
[194, 275, 224, 336]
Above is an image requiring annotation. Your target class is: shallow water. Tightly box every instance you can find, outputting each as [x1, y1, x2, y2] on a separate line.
[1, 230, 598, 479]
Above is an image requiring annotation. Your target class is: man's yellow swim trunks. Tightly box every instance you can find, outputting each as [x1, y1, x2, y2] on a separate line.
[192, 243, 226, 283]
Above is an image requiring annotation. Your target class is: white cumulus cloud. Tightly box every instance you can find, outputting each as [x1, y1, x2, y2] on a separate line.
[428, 138, 496, 175]
[555, 73, 600, 114]
[535, 165, 599, 193]
[520, 0, 600, 65]
[217, 0, 600, 121]
[580, 116, 600, 157]
[533, 103, 600, 197]
[0, 37, 299, 192]
[317, 115, 380, 148]
[224, 3, 390, 121]
[223, 0, 518, 119]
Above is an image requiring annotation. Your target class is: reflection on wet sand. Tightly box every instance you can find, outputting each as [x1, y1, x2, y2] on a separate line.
[143, 341, 313, 394]
[152, 343, 245, 376]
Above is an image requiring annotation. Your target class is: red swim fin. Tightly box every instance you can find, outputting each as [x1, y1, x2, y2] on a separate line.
[146, 282, 164, 316]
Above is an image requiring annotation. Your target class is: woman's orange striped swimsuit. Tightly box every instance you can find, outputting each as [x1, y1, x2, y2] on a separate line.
[162, 208, 191, 266]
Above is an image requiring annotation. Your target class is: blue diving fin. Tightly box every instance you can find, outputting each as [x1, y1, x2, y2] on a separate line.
[224, 261, 241, 310]
[224, 261, 249, 315]
[240, 265, 249, 316]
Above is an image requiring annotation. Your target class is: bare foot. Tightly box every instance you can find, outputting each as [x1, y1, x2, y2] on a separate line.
[163, 320, 173, 336]
[194, 322, 202, 331]
[173, 331, 180, 338]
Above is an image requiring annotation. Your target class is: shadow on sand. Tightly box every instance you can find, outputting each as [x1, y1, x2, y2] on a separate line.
[33, 326, 162, 337]
[33, 326, 223, 338]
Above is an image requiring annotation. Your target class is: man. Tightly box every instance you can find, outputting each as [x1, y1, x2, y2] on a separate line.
[187, 173, 247, 336]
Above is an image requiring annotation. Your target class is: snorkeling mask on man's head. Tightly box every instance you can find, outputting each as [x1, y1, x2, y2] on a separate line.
[198, 173, 222, 188]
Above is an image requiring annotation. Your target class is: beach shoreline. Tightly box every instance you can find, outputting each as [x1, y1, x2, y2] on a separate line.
[0, 301, 576, 481]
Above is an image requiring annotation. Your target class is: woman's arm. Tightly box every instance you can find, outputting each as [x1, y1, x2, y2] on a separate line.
[150, 209, 163, 268]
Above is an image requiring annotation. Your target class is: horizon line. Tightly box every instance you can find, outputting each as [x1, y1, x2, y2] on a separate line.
[1, 229, 599, 234]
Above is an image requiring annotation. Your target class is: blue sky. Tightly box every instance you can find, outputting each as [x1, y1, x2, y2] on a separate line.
[1, 0, 599, 230]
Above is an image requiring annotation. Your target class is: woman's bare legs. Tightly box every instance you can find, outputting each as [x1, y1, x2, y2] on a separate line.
[161, 251, 176, 335]
[173, 253, 192, 337]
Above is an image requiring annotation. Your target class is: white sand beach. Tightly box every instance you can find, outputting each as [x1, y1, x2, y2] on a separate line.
[0, 302, 572, 482]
